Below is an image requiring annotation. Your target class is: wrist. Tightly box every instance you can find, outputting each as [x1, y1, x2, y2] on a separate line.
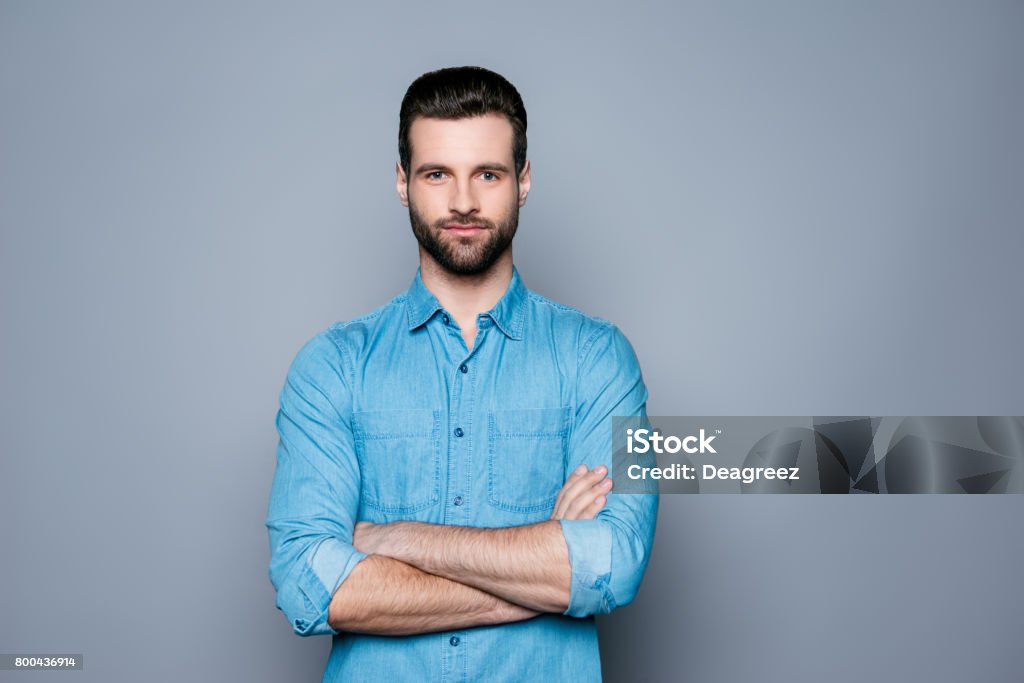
[354, 520, 405, 557]
[497, 600, 541, 622]
[369, 520, 416, 562]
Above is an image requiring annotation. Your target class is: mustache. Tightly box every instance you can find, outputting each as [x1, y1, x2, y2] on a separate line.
[433, 215, 496, 230]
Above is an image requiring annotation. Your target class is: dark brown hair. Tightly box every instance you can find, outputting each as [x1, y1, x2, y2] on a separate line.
[399, 66, 528, 177]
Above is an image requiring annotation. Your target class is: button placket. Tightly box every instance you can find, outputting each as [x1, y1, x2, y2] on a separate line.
[445, 315, 475, 528]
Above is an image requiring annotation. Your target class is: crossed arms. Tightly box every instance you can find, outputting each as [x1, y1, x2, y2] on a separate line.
[328, 465, 613, 635]
[266, 326, 658, 638]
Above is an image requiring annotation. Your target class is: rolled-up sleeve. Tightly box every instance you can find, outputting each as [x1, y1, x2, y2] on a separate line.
[560, 323, 658, 618]
[266, 331, 367, 636]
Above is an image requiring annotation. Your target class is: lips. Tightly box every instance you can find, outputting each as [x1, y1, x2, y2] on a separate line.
[442, 223, 487, 235]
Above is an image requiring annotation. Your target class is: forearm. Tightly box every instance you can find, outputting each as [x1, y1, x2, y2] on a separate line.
[327, 554, 539, 636]
[359, 520, 571, 613]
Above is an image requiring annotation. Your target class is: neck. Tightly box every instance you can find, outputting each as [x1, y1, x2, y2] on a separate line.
[419, 250, 513, 340]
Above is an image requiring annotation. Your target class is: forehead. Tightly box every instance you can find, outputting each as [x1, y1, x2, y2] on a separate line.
[408, 113, 514, 166]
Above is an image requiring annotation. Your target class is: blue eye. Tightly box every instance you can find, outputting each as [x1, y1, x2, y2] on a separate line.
[481, 172, 497, 181]
[427, 171, 445, 180]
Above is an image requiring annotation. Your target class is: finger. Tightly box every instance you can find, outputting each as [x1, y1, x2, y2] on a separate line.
[567, 463, 587, 479]
[561, 467, 609, 516]
[562, 464, 607, 502]
[554, 465, 606, 518]
[563, 483, 609, 521]
[578, 479, 613, 521]
[580, 494, 606, 520]
[553, 464, 596, 517]
[564, 477, 612, 519]
[553, 464, 590, 514]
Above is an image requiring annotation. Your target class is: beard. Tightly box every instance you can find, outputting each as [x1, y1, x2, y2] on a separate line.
[409, 197, 518, 276]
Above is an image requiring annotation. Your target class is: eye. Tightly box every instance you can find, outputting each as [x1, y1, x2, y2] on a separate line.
[480, 172, 499, 181]
[426, 171, 446, 181]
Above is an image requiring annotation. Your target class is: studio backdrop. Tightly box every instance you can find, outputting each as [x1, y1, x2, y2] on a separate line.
[2, 1, 1022, 681]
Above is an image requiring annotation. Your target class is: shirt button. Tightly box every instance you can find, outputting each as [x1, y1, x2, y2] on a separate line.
[459, 363, 468, 373]
[454, 427, 464, 438]
[453, 495, 463, 506]
[442, 314, 450, 325]
[450, 636, 460, 647]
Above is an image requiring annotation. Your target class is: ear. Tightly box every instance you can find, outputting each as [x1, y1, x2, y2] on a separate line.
[517, 159, 531, 207]
[396, 161, 409, 207]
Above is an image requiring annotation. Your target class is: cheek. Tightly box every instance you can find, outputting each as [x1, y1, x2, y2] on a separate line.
[410, 187, 447, 218]
[483, 187, 518, 215]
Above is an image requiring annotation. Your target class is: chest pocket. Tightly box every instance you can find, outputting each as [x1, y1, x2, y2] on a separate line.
[353, 408, 440, 514]
[487, 407, 570, 515]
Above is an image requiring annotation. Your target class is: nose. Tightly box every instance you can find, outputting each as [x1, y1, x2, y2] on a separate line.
[449, 177, 479, 216]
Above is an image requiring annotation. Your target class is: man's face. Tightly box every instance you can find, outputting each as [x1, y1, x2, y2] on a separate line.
[397, 113, 530, 276]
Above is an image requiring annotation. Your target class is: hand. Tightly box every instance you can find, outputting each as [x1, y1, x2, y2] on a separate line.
[550, 464, 613, 521]
[353, 521, 387, 555]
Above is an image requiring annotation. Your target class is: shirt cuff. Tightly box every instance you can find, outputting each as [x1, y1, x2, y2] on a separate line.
[288, 538, 368, 636]
[559, 518, 615, 617]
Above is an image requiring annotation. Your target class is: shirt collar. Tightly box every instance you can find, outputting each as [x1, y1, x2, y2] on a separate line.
[486, 266, 527, 340]
[405, 269, 444, 331]
[405, 266, 528, 340]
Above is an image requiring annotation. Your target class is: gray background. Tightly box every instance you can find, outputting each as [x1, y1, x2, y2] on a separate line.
[1, 1, 1022, 681]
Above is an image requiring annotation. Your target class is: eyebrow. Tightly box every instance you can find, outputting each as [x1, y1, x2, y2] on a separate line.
[413, 162, 512, 176]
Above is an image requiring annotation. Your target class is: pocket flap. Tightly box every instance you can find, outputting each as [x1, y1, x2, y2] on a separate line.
[489, 406, 570, 439]
[353, 408, 437, 440]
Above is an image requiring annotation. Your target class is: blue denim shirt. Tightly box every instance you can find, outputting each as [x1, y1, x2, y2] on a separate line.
[266, 267, 658, 682]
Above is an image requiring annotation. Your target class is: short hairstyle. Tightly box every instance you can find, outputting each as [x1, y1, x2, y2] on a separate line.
[398, 66, 528, 177]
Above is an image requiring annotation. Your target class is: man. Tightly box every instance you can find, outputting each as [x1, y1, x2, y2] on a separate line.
[267, 66, 658, 682]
